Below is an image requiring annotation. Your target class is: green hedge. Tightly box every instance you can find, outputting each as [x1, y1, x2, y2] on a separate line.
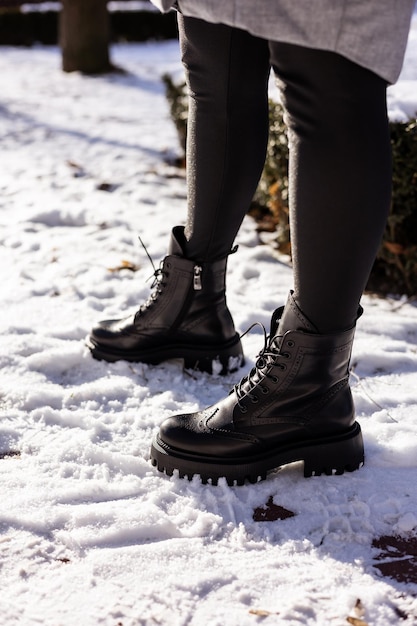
[164, 76, 417, 296]
[367, 119, 417, 295]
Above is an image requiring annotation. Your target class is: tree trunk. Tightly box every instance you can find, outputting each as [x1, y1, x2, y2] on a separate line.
[60, 0, 112, 74]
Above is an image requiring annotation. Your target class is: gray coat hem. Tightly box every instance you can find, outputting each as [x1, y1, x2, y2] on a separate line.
[150, 0, 415, 84]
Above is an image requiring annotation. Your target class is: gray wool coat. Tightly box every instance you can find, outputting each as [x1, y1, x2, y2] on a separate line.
[150, 0, 415, 84]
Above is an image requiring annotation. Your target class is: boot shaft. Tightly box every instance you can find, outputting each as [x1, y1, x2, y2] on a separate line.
[233, 292, 359, 430]
[134, 227, 235, 341]
[235, 324, 356, 427]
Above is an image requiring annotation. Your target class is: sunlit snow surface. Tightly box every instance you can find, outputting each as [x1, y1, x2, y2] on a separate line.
[1, 13, 417, 626]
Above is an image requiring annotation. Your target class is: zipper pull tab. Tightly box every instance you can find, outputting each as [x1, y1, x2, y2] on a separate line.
[193, 265, 202, 290]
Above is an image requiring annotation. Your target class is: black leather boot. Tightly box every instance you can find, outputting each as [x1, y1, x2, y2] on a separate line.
[87, 226, 244, 375]
[150, 291, 364, 484]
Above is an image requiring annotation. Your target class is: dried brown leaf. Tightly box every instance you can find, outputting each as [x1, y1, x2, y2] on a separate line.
[108, 260, 140, 273]
[253, 496, 295, 522]
[249, 609, 278, 617]
[354, 599, 365, 617]
[372, 535, 417, 584]
[383, 241, 406, 255]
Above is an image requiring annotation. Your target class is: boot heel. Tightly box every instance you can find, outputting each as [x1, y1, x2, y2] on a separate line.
[303, 423, 364, 477]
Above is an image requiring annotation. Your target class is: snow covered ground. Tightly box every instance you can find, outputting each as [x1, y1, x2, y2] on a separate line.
[1, 12, 417, 626]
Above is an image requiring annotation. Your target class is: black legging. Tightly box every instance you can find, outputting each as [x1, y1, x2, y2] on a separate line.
[178, 15, 391, 333]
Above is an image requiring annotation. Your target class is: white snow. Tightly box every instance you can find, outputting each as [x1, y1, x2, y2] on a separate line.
[1, 12, 417, 626]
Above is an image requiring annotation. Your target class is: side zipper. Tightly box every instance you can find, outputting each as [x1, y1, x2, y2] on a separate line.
[193, 265, 202, 290]
[170, 263, 202, 332]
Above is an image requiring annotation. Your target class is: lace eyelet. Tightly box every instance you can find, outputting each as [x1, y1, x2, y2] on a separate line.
[251, 396, 259, 404]
[282, 352, 291, 359]
[271, 375, 279, 384]
[261, 386, 269, 394]
[287, 340, 295, 348]
[240, 405, 248, 413]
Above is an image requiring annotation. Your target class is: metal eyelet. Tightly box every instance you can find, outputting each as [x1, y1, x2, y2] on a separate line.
[261, 386, 269, 394]
[251, 396, 259, 404]
[240, 405, 248, 413]
[271, 375, 279, 384]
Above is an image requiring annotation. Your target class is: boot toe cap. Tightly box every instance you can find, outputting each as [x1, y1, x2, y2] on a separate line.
[89, 316, 137, 347]
[158, 412, 260, 458]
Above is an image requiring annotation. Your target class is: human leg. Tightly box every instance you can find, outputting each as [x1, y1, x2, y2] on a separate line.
[178, 15, 271, 261]
[150, 45, 391, 483]
[269, 43, 391, 333]
[88, 18, 271, 372]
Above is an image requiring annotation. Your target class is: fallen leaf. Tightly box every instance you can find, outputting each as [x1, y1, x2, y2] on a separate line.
[354, 599, 365, 617]
[66, 160, 87, 177]
[372, 535, 417, 584]
[253, 496, 295, 522]
[346, 618, 368, 626]
[97, 182, 119, 192]
[383, 241, 406, 255]
[108, 260, 140, 273]
[249, 609, 278, 617]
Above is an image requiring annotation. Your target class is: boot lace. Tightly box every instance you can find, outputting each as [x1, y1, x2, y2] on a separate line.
[134, 236, 169, 320]
[234, 323, 289, 412]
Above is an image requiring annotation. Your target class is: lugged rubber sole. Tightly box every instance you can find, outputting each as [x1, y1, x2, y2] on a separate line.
[150, 422, 364, 486]
[87, 334, 244, 375]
